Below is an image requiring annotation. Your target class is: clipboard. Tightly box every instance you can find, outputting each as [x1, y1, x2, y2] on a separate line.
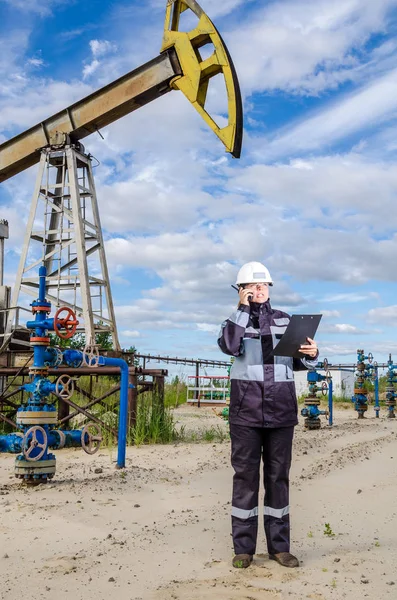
[272, 314, 322, 359]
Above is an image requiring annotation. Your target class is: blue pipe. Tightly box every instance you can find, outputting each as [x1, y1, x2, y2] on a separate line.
[98, 356, 130, 469]
[0, 430, 84, 453]
[328, 379, 333, 426]
[0, 433, 23, 453]
[39, 265, 46, 300]
[63, 350, 130, 468]
[374, 368, 380, 418]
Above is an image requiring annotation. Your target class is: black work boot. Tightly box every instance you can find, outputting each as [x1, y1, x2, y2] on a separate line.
[232, 554, 253, 568]
[269, 552, 299, 568]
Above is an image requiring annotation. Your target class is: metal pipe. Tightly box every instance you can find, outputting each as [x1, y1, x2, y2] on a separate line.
[0, 433, 23, 452]
[374, 368, 380, 418]
[98, 356, 130, 469]
[0, 429, 85, 453]
[0, 219, 9, 286]
[62, 350, 130, 468]
[134, 353, 230, 368]
[0, 364, 167, 376]
[328, 379, 333, 426]
[0, 366, 135, 375]
[0, 238, 4, 287]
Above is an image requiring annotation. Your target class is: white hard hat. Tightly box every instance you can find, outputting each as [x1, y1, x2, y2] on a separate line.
[236, 261, 273, 286]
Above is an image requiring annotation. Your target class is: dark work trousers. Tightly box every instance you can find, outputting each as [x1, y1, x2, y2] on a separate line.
[230, 424, 294, 556]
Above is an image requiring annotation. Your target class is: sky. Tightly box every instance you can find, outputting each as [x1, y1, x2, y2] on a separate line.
[1, 0, 397, 379]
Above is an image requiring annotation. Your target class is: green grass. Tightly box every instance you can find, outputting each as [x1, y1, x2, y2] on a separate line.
[181, 425, 228, 444]
[323, 523, 336, 537]
[164, 378, 188, 408]
[129, 394, 179, 446]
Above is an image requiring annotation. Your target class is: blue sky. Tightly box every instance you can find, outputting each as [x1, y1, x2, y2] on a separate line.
[2, 0, 397, 376]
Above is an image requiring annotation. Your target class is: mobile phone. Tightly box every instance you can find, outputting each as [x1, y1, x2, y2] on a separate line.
[232, 284, 252, 301]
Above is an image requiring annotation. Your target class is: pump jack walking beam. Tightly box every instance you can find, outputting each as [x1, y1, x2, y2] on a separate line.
[0, 0, 243, 183]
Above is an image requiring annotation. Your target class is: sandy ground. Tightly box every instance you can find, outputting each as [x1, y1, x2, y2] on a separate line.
[1, 406, 397, 600]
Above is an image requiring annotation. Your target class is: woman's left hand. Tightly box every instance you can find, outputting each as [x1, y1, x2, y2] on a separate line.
[300, 337, 318, 358]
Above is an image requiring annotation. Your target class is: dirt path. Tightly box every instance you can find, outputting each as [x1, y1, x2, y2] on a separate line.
[1, 408, 397, 599]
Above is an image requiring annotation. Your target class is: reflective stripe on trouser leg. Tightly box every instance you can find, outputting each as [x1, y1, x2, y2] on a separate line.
[262, 426, 294, 555]
[230, 424, 262, 556]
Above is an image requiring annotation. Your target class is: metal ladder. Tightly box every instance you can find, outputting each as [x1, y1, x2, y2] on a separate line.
[6, 144, 120, 350]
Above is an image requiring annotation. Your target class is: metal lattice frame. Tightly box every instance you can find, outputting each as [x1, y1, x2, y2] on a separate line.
[6, 146, 120, 349]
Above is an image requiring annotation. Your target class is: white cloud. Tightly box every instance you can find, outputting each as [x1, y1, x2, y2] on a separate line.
[83, 59, 100, 79]
[83, 39, 117, 80]
[98, 177, 212, 234]
[90, 40, 116, 58]
[322, 323, 367, 334]
[148, 0, 250, 19]
[230, 0, 397, 96]
[319, 344, 358, 357]
[0, 0, 59, 16]
[0, 30, 30, 79]
[0, 75, 91, 134]
[321, 293, 373, 303]
[120, 329, 141, 338]
[105, 232, 226, 270]
[367, 305, 397, 326]
[321, 310, 341, 318]
[26, 57, 44, 68]
[222, 153, 397, 285]
[231, 153, 397, 224]
[196, 323, 220, 334]
[258, 68, 397, 159]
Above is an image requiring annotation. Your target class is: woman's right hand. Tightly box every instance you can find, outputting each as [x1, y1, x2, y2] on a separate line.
[238, 287, 252, 306]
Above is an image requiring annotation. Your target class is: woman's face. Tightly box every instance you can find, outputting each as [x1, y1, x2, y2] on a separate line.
[243, 282, 269, 303]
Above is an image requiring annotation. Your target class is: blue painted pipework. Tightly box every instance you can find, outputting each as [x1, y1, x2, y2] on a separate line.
[386, 354, 397, 419]
[98, 356, 129, 469]
[0, 265, 130, 481]
[328, 379, 333, 426]
[352, 349, 376, 418]
[301, 368, 331, 429]
[373, 366, 380, 418]
[63, 350, 130, 468]
[0, 433, 23, 453]
[0, 430, 83, 453]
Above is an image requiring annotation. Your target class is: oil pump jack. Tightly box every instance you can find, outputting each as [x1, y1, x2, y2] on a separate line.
[0, 0, 243, 357]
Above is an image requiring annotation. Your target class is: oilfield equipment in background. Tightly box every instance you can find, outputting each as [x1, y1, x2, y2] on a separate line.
[352, 350, 379, 419]
[299, 348, 397, 429]
[134, 354, 231, 402]
[300, 360, 333, 430]
[0, 0, 243, 356]
[0, 267, 130, 482]
[386, 354, 397, 419]
[186, 375, 230, 406]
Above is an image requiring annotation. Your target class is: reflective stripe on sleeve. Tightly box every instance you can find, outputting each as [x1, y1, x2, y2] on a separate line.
[229, 310, 250, 328]
[264, 505, 290, 518]
[231, 506, 259, 519]
[273, 318, 290, 326]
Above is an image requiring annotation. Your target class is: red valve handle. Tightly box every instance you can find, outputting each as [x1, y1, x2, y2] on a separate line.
[54, 307, 79, 339]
